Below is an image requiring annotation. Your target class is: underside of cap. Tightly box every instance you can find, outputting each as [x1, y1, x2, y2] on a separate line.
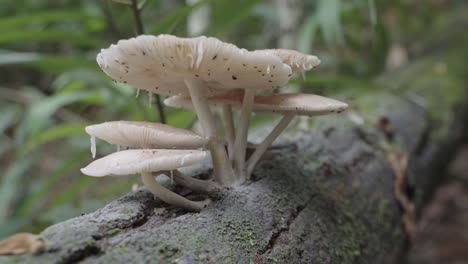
[165, 90, 348, 116]
[261, 49, 320, 74]
[80, 149, 208, 177]
[97, 35, 293, 96]
[85, 121, 206, 149]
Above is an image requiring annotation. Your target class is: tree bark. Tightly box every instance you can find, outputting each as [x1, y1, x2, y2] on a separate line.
[3, 53, 468, 264]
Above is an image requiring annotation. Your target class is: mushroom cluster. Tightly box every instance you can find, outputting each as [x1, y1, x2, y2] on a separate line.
[81, 35, 348, 211]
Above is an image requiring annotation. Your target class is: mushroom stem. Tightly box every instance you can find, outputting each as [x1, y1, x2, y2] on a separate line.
[184, 78, 236, 186]
[222, 105, 235, 157]
[184, 78, 216, 137]
[246, 113, 294, 178]
[232, 89, 255, 181]
[168, 170, 220, 193]
[141, 172, 210, 212]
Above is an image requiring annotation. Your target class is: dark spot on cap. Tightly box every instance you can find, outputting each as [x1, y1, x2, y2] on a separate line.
[243, 64, 246, 67]
[273, 65, 276, 69]
[268, 80, 272, 82]
[195, 74, 199, 77]
[227, 68, 230, 71]
[212, 54, 217, 60]
[142, 50, 146, 55]
[288, 74, 292, 77]
[162, 63, 165, 67]
[232, 75, 237, 80]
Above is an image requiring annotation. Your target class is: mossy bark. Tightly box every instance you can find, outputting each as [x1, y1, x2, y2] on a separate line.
[3, 50, 468, 264]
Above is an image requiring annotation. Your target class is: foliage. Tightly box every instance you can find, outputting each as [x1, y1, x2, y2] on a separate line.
[0, 0, 464, 236]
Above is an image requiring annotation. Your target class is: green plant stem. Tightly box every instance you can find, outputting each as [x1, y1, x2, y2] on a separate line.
[130, 0, 167, 124]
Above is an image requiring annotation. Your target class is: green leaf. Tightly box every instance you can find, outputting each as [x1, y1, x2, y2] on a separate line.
[0, 50, 98, 73]
[20, 123, 87, 156]
[298, 16, 319, 54]
[16, 91, 100, 144]
[167, 110, 197, 128]
[151, 0, 211, 34]
[0, 9, 87, 30]
[16, 150, 90, 216]
[0, 106, 19, 134]
[0, 30, 104, 47]
[209, 0, 262, 35]
[27, 55, 98, 73]
[0, 155, 35, 221]
[316, 0, 344, 46]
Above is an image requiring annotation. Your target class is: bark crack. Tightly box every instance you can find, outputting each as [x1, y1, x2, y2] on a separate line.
[257, 196, 314, 257]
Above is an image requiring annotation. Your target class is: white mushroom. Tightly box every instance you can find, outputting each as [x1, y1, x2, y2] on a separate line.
[80, 149, 211, 211]
[97, 35, 292, 185]
[165, 91, 348, 178]
[261, 49, 321, 76]
[85, 121, 207, 151]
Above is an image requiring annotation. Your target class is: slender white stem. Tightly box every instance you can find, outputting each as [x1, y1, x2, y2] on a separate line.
[184, 78, 236, 186]
[246, 113, 295, 178]
[141, 172, 210, 212]
[170, 170, 220, 193]
[232, 89, 255, 181]
[222, 105, 235, 157]
[185, 78, 216, 137]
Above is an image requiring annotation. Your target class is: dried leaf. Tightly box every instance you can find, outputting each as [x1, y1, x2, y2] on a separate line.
[389, 151, 417, 242]
[0, 233, 47, 256]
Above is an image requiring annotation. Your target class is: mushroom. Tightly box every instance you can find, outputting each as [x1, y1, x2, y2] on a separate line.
[81, 149, 211, 211]
[97, 35, 292, 186]
[85, 121, 207, 158]
[165, 91, 348, 178]
[85, 120, 218, 192]
[261, 49, 321, 76]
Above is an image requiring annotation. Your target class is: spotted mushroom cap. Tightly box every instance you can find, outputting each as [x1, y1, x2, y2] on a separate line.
[81, 149, 208, 177]
[97, 35, 293, 96]
[261, 49, 320, 74]
[165, 90, 348, 116]
[86, 121, 207, 149]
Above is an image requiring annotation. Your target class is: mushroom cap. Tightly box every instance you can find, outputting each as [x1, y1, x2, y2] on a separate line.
[165, 90, 348, 116]
[97, 34, 293, 96]
[261, 49, 320, 73]
[80, 149, 208, 177]
[85, 121, 207, 149]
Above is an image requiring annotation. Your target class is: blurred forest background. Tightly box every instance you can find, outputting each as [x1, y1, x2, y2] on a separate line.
[0, 0, 466, 238]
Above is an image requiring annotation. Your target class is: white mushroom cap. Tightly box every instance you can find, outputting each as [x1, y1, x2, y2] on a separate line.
[165, 90, 348, 116]
[80, 149, 208, 177]
[85, 121, 207, 149]
[261, 49, 320, 74]
[97, 35, 293, 96]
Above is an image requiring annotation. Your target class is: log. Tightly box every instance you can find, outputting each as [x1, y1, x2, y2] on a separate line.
[3, 50, 468, 264]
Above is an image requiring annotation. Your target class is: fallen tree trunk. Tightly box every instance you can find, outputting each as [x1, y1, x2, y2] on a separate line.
[3, 52, 468, 264]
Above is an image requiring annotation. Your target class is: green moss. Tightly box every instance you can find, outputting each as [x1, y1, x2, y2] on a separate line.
[106, 228, 122, 236]
[118, 208, 134, 215]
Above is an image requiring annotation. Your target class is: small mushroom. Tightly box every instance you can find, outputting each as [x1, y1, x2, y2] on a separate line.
[81, 149, 211, 211]
[165, 91, 348, 178]
[85, 121, 207, 157]
[97, 35, 292, 186]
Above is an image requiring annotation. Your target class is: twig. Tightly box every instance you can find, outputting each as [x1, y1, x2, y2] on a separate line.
[129, 0, 167, 124]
